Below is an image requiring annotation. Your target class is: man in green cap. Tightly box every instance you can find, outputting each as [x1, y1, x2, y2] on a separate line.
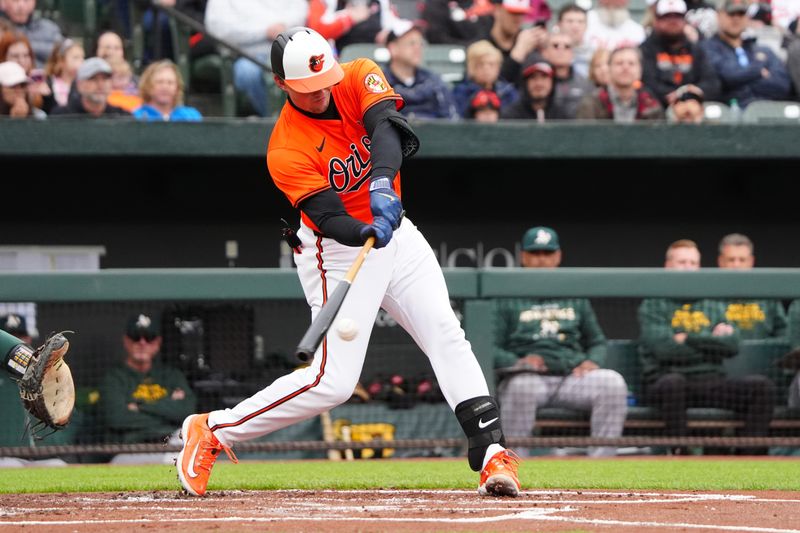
[493, 226, 628, 457]
[98, 313, 196, 453]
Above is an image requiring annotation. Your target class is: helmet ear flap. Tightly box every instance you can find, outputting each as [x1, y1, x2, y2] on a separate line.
[271, 33, 289, 79]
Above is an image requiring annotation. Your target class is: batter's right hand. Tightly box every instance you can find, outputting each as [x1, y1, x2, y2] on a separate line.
[360, 216, 393, 248]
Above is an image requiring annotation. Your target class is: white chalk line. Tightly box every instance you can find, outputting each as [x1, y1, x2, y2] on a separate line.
[532, 515, 800, 533]
[0, 508, 567, 526]
[2, 490, 799, 530]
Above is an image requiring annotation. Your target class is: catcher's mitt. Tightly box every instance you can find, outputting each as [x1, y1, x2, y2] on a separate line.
[18, 332, 75, 434]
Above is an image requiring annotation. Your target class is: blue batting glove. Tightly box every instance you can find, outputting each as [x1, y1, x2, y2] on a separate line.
[369, 177, 403, 230]
[359, 216, 393, 248]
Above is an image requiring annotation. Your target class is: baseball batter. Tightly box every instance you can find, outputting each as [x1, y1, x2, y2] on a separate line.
[177, 27, 520, 498]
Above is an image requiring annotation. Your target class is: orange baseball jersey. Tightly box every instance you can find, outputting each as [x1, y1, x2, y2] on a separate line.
[267, 58, 404, 232]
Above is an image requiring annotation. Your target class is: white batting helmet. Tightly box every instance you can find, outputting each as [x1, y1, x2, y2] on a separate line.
[271, 27, 344, 93]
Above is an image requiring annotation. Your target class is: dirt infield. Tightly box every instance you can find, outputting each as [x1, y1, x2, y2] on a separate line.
[1, 488, 799, 532]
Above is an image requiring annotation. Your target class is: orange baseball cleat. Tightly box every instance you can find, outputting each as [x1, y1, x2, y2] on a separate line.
[177, 413, 238, 496]
[478, 449, 521, 497]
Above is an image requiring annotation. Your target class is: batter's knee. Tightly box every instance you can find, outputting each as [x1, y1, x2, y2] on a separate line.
[314, 374, 360, 408]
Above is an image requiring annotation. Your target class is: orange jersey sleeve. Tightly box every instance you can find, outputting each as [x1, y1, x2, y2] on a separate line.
[267, 59, 404, 231]
[335, 58, 404, 116]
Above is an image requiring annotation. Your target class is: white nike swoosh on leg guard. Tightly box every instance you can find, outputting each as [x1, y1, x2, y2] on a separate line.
[478, 417, 498, 429]
[187, 442, 201, 478]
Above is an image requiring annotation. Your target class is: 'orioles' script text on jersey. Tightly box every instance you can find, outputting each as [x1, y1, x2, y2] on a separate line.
[267, 59, 404, 232]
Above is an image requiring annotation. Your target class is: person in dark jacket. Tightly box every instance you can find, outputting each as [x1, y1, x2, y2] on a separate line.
[453, 39, 518, 117]
[50, 57, 130, 117]
[640, 0, 721, 107]
[0, 0, 62, 67]
[638, 239, 776, 454]
[541, 30, 594, 118]
[577, 46, 664, 121]
[99, 313, 196, 445]
[501, 57, 568, 121]
[384, 21, 458, 119]
[483, 0, 548, 86]
[422, 0, 494, 46]
[701, 0, 791, 107]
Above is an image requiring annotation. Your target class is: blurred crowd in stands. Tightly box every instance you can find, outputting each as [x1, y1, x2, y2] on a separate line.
[1, 0, 799, 120]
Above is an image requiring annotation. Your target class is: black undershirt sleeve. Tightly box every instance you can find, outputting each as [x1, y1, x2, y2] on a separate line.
[363, 100, 403, 180]
[300, 188, 369, 246]
[299, 101, 409, 245]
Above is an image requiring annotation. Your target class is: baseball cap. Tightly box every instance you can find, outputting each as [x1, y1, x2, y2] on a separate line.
[125, 313, 160, 340]
[0, 61, 30, 87]
[271, 27, 344, 93]
[386, 19, 425, 45]
[522, 226, 560, 252]
[0, 314, 28, 337]
[716, 0, 749, 13]
[470, 89, 501, 111]
[502, 0, 533, 14]
[77, 57, 112, 81]
[522, 57, 553, 79]
[656, 0, 687, 16]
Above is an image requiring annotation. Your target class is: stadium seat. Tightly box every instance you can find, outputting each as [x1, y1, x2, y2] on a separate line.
[338, 43, 466, 84]
[724, 340, 789, 379]
[606, 339, 641, 398]
[703, 102, 737, 124]
[424, 44, 466, 85]
[724, 339, 793, 404]
[741, 101, 800, 124]
[338, 44, 390, 65]
[37, 0, 102, 43]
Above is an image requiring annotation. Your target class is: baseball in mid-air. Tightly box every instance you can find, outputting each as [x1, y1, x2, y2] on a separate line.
[335, 318, 358, 341]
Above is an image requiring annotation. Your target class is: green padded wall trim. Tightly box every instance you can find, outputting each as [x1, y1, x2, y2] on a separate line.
[480, 268, 800, 298]
[2, 120, 800, 158]
[0, 268, 477, 302]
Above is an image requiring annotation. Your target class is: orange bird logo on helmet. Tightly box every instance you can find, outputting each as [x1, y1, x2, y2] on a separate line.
[309, 54, 325, 73]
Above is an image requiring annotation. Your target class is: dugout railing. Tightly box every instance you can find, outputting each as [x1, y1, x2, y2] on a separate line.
[1, 268, 800, 460]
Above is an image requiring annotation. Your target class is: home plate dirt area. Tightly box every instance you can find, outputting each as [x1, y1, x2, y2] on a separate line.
[1, 489, 800, 532]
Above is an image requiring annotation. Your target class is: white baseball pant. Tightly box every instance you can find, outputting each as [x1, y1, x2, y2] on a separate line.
[207, 217, 490, 445]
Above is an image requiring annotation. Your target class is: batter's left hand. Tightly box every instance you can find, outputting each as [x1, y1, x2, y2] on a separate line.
[369, 177, 403, 229]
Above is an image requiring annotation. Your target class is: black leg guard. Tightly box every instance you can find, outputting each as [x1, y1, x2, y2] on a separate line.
[455, 396, 506, 471]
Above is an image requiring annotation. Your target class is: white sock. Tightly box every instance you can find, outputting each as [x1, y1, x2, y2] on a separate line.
[481, 443, 506, 470]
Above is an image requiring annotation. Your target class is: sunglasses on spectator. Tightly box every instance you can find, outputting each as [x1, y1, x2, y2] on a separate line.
[128, 332, 158, 342]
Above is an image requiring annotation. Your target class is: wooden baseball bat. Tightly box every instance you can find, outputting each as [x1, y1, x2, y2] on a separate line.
[320, 410, 340, 461]
[295, 237, 375, 362]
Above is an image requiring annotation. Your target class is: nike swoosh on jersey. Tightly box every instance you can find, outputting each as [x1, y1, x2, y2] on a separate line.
[315, 137, 326, 152]
[478, 417, 498, 429]
[187, 442, 201, 478]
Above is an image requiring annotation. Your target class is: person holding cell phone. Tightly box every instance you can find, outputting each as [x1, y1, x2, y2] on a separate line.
[0, 31, 50, 111]
[0, 60, 45, 117]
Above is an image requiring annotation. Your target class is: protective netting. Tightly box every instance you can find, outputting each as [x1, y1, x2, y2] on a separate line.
[1, 296, 798, 462]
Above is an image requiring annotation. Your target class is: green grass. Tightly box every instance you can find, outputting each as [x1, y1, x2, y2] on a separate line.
[1, 458, 799, 494]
